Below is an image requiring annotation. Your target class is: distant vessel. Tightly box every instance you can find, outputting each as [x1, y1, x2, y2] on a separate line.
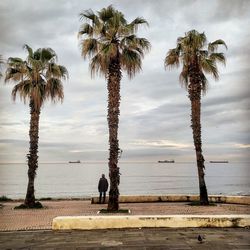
[158, 160, 175, 163]
[209, 161, 229, 163]
[69, 160, 81, 163]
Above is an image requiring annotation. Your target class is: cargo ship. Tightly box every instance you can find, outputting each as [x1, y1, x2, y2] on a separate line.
[158, 160, 175, 163]
[209, 161, 228, 163]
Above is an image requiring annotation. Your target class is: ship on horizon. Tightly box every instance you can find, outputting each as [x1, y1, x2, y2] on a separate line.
[69, 160, 81, 163]
[209, 160, 229, 163]
[158, 160, 175, 163]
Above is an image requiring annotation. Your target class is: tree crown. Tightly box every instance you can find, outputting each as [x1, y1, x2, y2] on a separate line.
[165, 30, 227, 94]
[78, 5, 151, 78]
[5, 45, 68, 111]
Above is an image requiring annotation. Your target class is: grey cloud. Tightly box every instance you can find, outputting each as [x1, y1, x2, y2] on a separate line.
[0, 0, 249, 162]
[203, 92, 250, 108]
[214, 0, 250, 20]
[0, 122, 23, 126]
[0, 139, 27, 144]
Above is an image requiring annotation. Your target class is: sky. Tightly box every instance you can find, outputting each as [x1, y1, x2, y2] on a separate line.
[0, 0, 249, 163]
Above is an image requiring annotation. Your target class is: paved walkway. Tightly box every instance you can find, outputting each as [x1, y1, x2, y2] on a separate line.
[0, 200, 249, 231]
[0, 228, 249, 249]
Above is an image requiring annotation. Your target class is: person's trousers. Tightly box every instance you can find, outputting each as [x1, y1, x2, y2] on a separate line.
[99, 192, 106, 204]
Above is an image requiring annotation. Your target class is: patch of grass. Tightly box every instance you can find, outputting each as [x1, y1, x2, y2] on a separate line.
[0, 195, 13, 202]
[99, 209, 130, 214]
[188, 201, 216, 206]
[14, 201, 44, 209]
[39, 197, 52, 201]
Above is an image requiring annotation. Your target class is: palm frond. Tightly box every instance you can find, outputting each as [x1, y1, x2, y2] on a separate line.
[7, 57, 24, 66]
[182, 30, 206, 50]
[131, 17, 148, 26]
[165, 48, 180, 68]
[46, 78, 64, 102]
[121, 36, 150, 54]
[11, 80, 32, 103]
[209, 52, 226, 65]
[133, 37, 151, 52]
[98, 5, 115, 22]
[120, 35, 135, 48]
[107, 7, 126, 27]
[208, 39, 227, 52]
[46, 63, 61, 79]
[40, 48, 57, 63]
[200, 57, 219, 80]
[199, 50, 208, 57]
[81, 38, 98, 59]
[58, 65, 69, 79]
[90, 53, 109, 77]
[26, 50, 43, 70]
[23, 44, 33, 58]
[45, 63, 68, 80]
[102, 43, 118, 58]
[200, 73, 208, 95]
[79, 9, 100, 26]
[5, 57, 27, 83]
[179, 64, 189, 89]
[128, 17, 148, 33]
[5, 67, 23, 82]
[121, 48, 142, 79]
[78, 23, 94, 37]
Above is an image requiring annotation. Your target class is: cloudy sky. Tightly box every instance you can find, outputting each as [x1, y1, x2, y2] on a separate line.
[0, 0, 249, 163]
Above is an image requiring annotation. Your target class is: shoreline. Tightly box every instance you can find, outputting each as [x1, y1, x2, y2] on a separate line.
[2, 191, 250, 200]
[1, 194, 250, 203]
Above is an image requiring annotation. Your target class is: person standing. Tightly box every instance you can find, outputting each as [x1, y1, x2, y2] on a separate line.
[98, 174, 109, 204]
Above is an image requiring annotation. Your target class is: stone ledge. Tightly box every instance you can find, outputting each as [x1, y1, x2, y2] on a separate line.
[91, 195, 250, 205]
[52, 215, 250, 230]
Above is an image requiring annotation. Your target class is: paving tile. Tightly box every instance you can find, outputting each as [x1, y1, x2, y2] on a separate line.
[0, 228, 249, 249]
[1, 200, 250, 231]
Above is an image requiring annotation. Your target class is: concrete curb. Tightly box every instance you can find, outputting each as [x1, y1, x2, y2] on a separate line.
[91, 195, 250, 205]
[52, 215, 250, 230]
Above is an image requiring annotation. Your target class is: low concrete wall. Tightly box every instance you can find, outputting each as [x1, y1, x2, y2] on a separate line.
[91, 195, 250, 205]
[52, 215, 250, 230]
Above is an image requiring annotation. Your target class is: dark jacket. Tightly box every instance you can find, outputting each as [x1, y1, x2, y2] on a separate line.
[98, 177, 108, 192]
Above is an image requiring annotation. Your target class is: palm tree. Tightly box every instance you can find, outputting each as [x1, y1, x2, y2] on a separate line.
[5, 45, 68, 208]
[165, 30, 227, 205]
[78, 5, 150, 211]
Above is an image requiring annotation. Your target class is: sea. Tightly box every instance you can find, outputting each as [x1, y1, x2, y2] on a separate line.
[0, 162, 249, 199]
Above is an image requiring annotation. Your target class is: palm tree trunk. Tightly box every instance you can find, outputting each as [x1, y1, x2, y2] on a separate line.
[189, 83, 209, 205]
[107, 57, 121, 211]
[24, 99, 40, 207]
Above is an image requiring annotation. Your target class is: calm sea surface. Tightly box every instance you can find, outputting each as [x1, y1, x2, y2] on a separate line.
[0, 162, 249, 199]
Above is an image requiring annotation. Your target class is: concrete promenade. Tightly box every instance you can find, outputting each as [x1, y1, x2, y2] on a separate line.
[1, 228, 250, 249]
[0, 200, 250, 249]
[1, 200, 249, 231]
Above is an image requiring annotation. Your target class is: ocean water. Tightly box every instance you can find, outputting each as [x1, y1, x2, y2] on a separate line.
[0, 162, 249, 199]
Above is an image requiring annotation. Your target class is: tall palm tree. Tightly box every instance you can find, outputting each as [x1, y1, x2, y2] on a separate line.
[165, 30, 227, 205]
[5, 45, 68, 208]
[78, 5, 150, 211]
